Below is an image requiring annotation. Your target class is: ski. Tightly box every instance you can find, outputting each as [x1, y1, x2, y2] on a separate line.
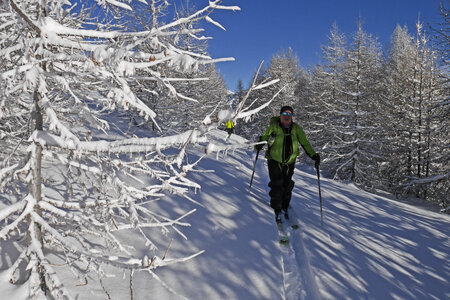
[285, 208, 300, 230]
[275, 207, 301, 245]
[277, 222, 289, 245]
[287, 216, 299, 230]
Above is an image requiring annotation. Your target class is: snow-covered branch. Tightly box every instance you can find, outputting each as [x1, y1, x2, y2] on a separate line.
[31, 129, 208, 153]
[0, 1, 254, 298]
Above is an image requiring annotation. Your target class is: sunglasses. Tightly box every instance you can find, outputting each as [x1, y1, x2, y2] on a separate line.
[281, 112, 293, 116]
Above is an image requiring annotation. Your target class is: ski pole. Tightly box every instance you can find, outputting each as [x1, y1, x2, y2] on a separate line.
[248, 149, 260, 192]
[316, 165, 323, 224]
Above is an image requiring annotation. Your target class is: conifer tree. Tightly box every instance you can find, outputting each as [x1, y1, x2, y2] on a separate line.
[338, 21, 383, 187]
[0, 1, 268, 298]
[241, 48, 303, 140]
[309, 23, 347, 166]
[382, 20, 446, 202]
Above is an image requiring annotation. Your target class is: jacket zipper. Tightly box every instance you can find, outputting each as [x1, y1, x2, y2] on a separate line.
[282, 127, 288, 163]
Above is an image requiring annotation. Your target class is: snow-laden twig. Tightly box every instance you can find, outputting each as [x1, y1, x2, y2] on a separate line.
[206, 16, 226, 31]
[41, 95, 81, 147]
[0, 194, 34, 240]
[6, 249, 27, 284]
[205, 141, 264, 156]
[115, 209, 195, 232]
[105, 0, 132, 10]
[38, 201, 83, 223]
[145, 269, 189, 300]
[155, 249, 205, 267]
[235, 84, 286, 122]
[402, 173, 450, 186]
[0, 197, 26, 222]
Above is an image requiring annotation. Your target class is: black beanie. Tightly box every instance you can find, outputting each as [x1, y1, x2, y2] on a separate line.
[280, 105, 293, 114]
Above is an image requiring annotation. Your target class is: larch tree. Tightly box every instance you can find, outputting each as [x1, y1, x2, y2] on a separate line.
[236, 78, 245, 102]
[265, 47, 301, 114]
[149, 3, 229, 133]
[0, 0, 282, 298]
[426, 3, 450, 211]
[398, 17, 449, 209]
[380, 24, 416, 193]
[338, 21, 383, 188]
[240, 48, 303, 141]
[382, 20, 445, 200]
[308, 22, 348, 167]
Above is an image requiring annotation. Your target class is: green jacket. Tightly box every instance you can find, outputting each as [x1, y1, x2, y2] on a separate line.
[260, 117, 316, 165]
[226, 120, 234, 129]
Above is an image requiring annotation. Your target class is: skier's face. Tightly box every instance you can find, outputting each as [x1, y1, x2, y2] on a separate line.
[280, 110, 292, 128]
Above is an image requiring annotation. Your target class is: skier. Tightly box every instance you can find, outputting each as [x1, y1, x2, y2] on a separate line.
[226, 120, 235, 136]
[255, 105, 320, 224]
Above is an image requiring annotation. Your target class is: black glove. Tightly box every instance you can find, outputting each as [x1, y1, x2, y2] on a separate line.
[312, 153, 320, 169]
[254, 136, 264, 151]
[254, 143, 264, 151]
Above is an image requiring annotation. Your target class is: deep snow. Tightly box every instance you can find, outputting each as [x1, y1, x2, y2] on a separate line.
[1, 130, 449, 299]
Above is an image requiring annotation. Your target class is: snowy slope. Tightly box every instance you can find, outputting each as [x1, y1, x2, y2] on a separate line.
[130, 131, 449, 300]
[1, 130, 449, 300]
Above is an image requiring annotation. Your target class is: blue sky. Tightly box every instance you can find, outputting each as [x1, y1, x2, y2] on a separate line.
[179, 0, 444, 91]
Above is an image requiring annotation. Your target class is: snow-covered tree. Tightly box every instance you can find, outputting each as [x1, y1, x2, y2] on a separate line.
[308, 23, 348, 164]
[429, 2, 450, 66]
[311, 22, 380, 184]
[381, 17, 449, 209]
[338, 21, 383, 187]
[425, 3, 450, 211]
[0, 1, 281, 298]
[378, 25, 414, 192]
[310, 21, 384, 189]
[381, 20, 448, 205]
[265, 47, 301, 113]
[236, 78, 245, 101]
[239, 48, 304, 141]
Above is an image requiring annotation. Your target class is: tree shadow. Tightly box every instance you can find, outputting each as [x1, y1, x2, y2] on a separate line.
[128, 148, 285, 299]
[291, 166, 450, 300]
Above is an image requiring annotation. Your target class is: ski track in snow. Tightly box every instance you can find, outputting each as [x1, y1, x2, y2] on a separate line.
[257, 141, 449, 300]
[277, 221, 303, 300]
[286, 208, 321, 300]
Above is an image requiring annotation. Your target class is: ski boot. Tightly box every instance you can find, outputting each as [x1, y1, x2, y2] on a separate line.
[275, 209, 282, 224]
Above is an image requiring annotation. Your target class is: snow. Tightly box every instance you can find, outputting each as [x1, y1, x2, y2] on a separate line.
[1, 0, 447, 297]
[2, 129, 447, 300]
[205, 16, 226, 31]
[132, 132, 449, 300]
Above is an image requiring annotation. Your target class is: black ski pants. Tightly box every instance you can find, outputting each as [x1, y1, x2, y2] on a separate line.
[267, 159, 295, 211]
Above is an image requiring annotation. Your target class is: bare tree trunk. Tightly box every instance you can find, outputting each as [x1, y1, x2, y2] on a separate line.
[29, 90, 45, 292]
[31, 90, 43, 231]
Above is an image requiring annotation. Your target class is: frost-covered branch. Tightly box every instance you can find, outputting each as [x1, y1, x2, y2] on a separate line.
[0, 0, 244, 298]
[201, 61, 282, 155]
